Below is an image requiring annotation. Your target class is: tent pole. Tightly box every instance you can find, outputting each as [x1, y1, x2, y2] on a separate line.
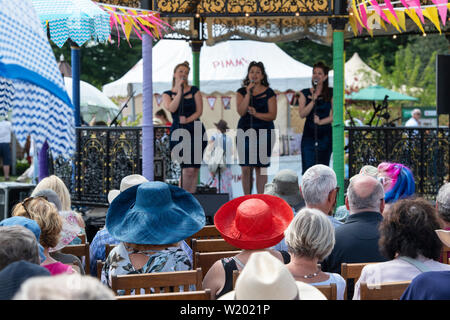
[329, 16, 347, 207]
[71, 42, 81, 127]
[142, 34, 154, 181]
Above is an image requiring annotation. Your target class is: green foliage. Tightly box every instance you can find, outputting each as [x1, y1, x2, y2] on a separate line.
[117, 113, 143, 126]
[16, 159, 30, 176]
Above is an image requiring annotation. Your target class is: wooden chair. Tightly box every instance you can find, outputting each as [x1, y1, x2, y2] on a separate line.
[116, 289, 211, 300]
[192, 238, 239, 253]
[316, 283, 338, 300]
[78, 234, 86, 244]
[194, 251, 241, 278]
[105, 244, 117, 258]
[185, 225, 222, 248]
[341, 262, 377, 300]
[359, 281, 411, 300]
[111, 268, 203, 296]
[442, 245, 450, 264]
[97, 260, 104, 280]
[60, 243, 90, 274]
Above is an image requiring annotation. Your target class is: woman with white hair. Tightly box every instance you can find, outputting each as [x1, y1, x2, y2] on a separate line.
[284, 208, 346, 299]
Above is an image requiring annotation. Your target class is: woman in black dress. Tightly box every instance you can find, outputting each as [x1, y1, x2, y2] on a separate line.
[236, 61, 277, 195]
[298, 61, 333, 174]
[162, 61, 207, 193]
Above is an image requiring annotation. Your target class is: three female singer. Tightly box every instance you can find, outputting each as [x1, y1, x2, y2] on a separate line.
[298, 61, 333, 174]
[162, 61, 207, 193]
[236, 61, 277, 195]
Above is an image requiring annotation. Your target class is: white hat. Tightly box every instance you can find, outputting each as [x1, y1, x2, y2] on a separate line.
[435, 229, 450, 247]
[107, 174, 149, 204]
[219, 252, 327, 300]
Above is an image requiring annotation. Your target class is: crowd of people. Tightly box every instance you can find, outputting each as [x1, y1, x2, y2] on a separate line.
[1, 159, 450, 300]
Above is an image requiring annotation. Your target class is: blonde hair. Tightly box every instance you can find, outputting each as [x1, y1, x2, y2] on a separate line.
[172, 61, 190, 87]
[12, 197, 62, 249]
[32, 175, 71, 211]
[284, 208, 335, 261]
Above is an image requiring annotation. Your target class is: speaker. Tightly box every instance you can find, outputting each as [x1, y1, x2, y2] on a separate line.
[437, 54, 450, 115]
[193, 193, 229, 225]
[0, 182, 35, 221]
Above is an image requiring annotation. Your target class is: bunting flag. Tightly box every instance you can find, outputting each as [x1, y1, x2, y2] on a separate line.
[350, 0, 449, 36]
[95, 2, 171, 45]
[154, 93, 162, 106]
[221, 96, 231, 110]
[206, 96, 217, 110]
[285, 91, 295, 105]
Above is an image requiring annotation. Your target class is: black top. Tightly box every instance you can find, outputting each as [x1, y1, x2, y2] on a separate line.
[215, 250, 290, 299]
[301, 88, 333, 139]
[163, 86, 200, 132]
[236, 87, 276, 130]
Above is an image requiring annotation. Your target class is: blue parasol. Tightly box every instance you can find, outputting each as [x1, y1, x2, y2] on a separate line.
[0, 0, 75, 158]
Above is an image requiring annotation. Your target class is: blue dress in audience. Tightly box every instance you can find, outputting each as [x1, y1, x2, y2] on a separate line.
[401, 271, 450, 300]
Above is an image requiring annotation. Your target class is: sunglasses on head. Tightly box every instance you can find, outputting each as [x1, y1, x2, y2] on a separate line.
[21, 195, 48, 217]
[250, 61, 263, 67]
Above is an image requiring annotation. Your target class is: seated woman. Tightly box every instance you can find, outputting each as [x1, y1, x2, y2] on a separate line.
[377, 162, 415, 213]
[353, 197, 450, 299]
[284, 207, 346, 300]
[202, 194, 294, 299]
[12, 197, 75, 275]
[101, 181, 205, 292]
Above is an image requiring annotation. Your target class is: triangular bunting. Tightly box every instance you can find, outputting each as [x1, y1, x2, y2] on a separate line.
[370, 0, 390, 23]
[432, 0, 448, 25]
[206, 96, 216, 110]
[383, 9, 402, 32]
[154, 93, 162, 106]
[382, 0, 398, 19]
[397, 10, 407, 31]
[405, 8, 425, 34]
[348, 14, 359, 36]
[406, 0, 425, 23]
[423, 7, 442, 33]
[285, 91, 295, 105]
[221, 96, 231, 110]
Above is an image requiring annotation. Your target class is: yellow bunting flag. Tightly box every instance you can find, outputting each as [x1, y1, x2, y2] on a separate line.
[423, 7, 442, 33]
[124, 19, 133, 41]
[397, 10, 407, 31]
[405, 8, 425, 34]
[349, 14, 359, 36]
[383, 9, 402, 32]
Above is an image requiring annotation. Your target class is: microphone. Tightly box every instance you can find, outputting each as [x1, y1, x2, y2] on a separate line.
[249, 79, 255, 93]
[181, 76, 186, 91]
[312, 79, 318, 88]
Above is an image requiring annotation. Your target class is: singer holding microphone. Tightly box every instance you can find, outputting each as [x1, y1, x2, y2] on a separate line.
[236, 61, 277, 195]
[298, 61, 333, 174]
[162, 61, 207, 193]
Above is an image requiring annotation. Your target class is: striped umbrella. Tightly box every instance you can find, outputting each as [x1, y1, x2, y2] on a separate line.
[0, 0, 75, 158]
[31, 0, 111, 127]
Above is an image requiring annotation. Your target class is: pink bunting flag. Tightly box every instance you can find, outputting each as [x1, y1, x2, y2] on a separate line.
[406, 0, 425, 23]
[370, 0, 390, 23]
[359, 3, 369, 29]
[432, 0, 448, 25]
[285, 91, 295, 105]
[221, 96, 231, 110]
[154, 93, 162, 106]
[207, 96, 216, 110]
[381, 0, 398, 19]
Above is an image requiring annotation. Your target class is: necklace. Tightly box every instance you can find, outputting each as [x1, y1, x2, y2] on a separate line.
[301, 270, 320, 279]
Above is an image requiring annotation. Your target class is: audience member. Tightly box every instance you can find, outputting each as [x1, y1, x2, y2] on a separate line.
[32, 189, 84, 274]
[0, 225, 41, 270]
[89, 174, 193, 276]
[377, 162, 415, 213]
[284, 208, 346, 299]
[353, 198, 450, 299]
[0, 261, 50, 300]
[102, 181, 205, 291]
[321, 174, 387, 298]
[32, 175, 86, 232]
[435, 183, 450, 230]
[202, 194, 294, 299]
[0, 117, 12, 181]
[12, 196, 75, 275]
[0, 216, 46, 263]
[219, 251, 326, 300]
[13, 274, 115, 300]
[301, 164, 342, 228]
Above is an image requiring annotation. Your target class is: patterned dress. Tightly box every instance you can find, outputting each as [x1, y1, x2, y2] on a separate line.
[101, 242, 192, 295]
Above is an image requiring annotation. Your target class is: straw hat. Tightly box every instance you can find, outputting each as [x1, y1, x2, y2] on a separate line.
[219, 252, 327, 300]
[107, 174, 149, 204]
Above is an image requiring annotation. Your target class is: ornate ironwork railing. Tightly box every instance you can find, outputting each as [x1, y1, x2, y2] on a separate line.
[53, 126, 180, 207]
[346, 127, 450, 200]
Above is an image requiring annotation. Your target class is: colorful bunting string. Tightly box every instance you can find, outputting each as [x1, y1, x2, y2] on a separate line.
[350, 0, 449, 35]
[94, 2, 172, 45]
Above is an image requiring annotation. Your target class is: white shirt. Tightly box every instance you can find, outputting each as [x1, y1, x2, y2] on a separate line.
[0, 121, 12, 143]
[405, 117, 420, 127]
[353, 255, 450, 300]
[210, 132, 234, 165]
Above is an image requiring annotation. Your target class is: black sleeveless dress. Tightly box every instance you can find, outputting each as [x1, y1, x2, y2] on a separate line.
[236, 87, 276, 168]
[163, 86, 207, 168]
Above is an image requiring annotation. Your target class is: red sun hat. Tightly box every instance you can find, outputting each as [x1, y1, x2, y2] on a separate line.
[214, 194, 294, 250]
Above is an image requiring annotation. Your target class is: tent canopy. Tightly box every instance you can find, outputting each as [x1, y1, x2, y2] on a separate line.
[345, 85, 419, 101]
[329, 52, 379, 89]
[102, 39, 314, 96]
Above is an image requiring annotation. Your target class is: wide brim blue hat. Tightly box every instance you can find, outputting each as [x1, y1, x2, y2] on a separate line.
[106, 181, 206, 245]
[0, 216, 46, 263]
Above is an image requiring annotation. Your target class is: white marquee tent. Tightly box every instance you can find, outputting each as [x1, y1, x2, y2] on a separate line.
[103, 39, 314, 97]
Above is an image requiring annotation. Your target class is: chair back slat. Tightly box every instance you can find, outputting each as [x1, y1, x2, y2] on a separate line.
[185, 225, 222, 248]
[341, 262, 377, 299]
[192, 238, 240, 253]
[111, 268, 203, 295]
[360, 281, 411, 300]
[316, 283, 337, 300]
[442, 245, 450, 264]
[96, 260, 104, 280]
[60, 243, 90, 274]
[116, 289, 211, 300]
[194, 251, 241, 279]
